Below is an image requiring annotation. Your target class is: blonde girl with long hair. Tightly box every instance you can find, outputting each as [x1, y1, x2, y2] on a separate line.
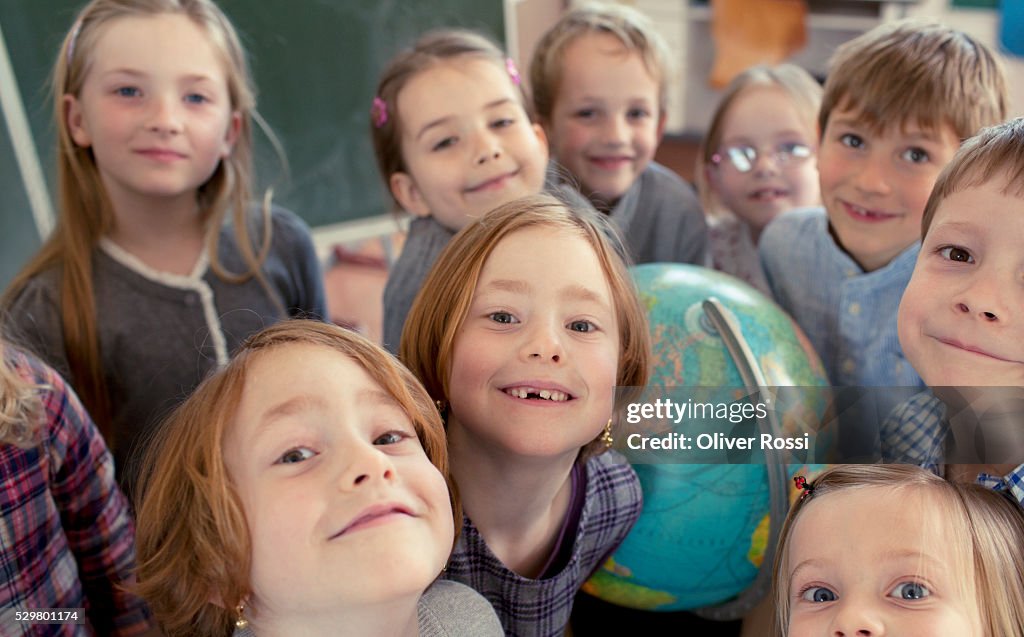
[2, 0, 325, 492]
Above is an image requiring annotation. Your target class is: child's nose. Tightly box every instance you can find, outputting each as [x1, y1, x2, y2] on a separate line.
[600, 115, 629, 146]
[146, 94, 183, 134]
[752, 150, 781, 176]
[339, 443, 395, 490]
[475, 132, 502, 165]
[829, 600, 884, 636]
[519, 319, 565, 364]
[851, 155, 891, 195]
[954, 274, 1013, 324]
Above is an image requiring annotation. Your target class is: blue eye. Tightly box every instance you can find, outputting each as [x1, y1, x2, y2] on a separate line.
[839, 133, 863, 149]
[938, 245, 974, 263]
[889, 582, 930, 600]
[185, 93, 208, 105]
[801, 586, 837, 603]
[374, 430, 414, 445]
[115, 86, 140, 98]
[489, 311, 518, 324]
[277, 446, 315, 464]
[568, 320, 595, 333]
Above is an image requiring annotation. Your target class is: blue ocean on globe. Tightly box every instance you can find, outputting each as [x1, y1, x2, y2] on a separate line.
[584, 264, 830, 612]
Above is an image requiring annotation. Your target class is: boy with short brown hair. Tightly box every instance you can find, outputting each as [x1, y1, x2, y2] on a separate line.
[759, 19, 1007, 420]
[885, 117, 1024, 507]
[530, 3, 707, 265]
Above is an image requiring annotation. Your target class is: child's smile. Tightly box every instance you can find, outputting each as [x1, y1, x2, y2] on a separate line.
[224, 344, 453, 613]
[898, 176, 1024, 387]
[447, 226, 620, 460]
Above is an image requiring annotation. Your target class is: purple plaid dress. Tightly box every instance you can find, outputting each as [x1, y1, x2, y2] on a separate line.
[443, 450, 642, 637]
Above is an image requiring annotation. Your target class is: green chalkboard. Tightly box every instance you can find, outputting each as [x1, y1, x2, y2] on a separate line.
[0, 101, 42, 290]
[0, 0, 505, 239]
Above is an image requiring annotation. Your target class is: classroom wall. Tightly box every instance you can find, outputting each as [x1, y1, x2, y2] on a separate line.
[510, 0, 1024, 134]
[903, 0, 1024, 116]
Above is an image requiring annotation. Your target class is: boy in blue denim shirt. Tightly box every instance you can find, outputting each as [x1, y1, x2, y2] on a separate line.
[760, 20, 1006, 422]
[883, 118, 1024, 507]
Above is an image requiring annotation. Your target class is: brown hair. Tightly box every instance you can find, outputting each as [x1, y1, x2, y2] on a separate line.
[399, 191, 650, 460]
[697, 63, 823, 213]
[134, 320, 457, 637]
[1, 0, 275, 443]
[529, 2, 670, 124]
[921, 117, 1024, 237]
[819, 19, 1007, 140]
[371, 28, 529, 206]
[772, 464, 1024, 637]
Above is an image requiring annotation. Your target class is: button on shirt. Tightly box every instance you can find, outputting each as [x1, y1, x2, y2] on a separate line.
[759, 208, 925, 417]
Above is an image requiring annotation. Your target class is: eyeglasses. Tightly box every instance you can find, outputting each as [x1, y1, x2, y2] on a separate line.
[711, 141, 813, 173]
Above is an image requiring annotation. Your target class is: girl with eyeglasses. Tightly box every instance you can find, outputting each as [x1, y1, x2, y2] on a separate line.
[697, 64, 822, 293]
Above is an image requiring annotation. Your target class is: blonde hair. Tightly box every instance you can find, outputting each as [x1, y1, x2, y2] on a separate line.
[697, 63, 823, 213]
[2, 0, 273, 441]
[529, 2, 670, 124]
[371, 28, 529, 207]
[772, 464, 1024, 637]
[134, 320, 457, 637]
[0, 340, 46, 448]
[399, 191, 651, 460]
[819, 18, 1007, 139]
[922, 117, 1024, 237]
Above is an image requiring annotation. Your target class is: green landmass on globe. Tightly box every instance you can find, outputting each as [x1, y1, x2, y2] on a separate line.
[585, 264, 829, 612]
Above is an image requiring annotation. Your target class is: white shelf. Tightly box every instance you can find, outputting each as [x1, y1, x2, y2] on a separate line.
[661, 0, 921, 135]
[686, 5, 881, 32]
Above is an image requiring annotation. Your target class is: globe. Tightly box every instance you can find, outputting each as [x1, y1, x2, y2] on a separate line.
[583, 264, 830, 616]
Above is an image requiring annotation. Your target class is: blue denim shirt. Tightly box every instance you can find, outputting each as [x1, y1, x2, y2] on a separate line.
[759, 207, 924, 410]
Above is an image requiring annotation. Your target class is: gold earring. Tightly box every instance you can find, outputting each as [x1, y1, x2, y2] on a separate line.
[601, 419, 614, 449]
[234, 603, 248, 629]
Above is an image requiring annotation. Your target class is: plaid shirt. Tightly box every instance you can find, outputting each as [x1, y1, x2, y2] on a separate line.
[443, 451, 643, 637]
[881, 389, 1024, 507]
[0, 350, 154, 636]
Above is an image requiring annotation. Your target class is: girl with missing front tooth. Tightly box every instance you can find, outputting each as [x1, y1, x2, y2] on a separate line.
[401, 192, 651, 637]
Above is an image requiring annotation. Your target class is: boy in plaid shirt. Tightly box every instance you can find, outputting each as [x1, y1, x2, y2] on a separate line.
[883, 118, 1024, 506]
